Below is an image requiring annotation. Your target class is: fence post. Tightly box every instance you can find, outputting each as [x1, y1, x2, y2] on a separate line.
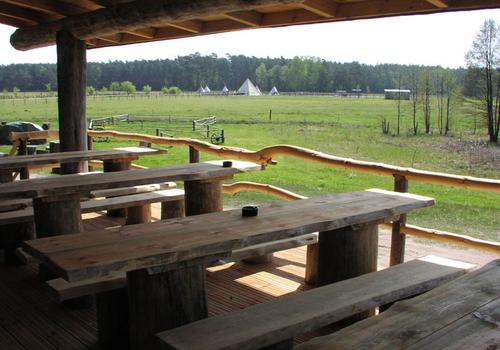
[389, 174, 408, 266]
[189, 146, 199, 163]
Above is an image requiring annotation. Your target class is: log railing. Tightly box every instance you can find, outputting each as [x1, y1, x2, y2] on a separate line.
[7, 129, 500, 259]
[222, 182, 500, 255]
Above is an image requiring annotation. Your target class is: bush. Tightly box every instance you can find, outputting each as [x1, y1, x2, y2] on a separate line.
[120, 81, 136, 94]
[87, 86, 96, 95]
[110, 81, 120, 92]
[143, 85, 152, 94]
[167, 86, 182, 95]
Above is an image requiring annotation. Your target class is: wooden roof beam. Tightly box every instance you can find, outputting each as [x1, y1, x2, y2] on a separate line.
[0, 2, 61, 24]
[97, 33, 123, 43]
[0, 13, 36, 27]
[300, 0, 338, 17]
[10, 0, 305, 50]
[224, 10, 263, 27]
[168, 20, 203, 34]
[425, 0, 449, 8]
[2, 0, 89, 16]
[124, 27, 157, 39]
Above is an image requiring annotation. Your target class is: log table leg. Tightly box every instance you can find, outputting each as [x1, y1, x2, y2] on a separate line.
[33, 194, 83, 281]
[96, 196, 187, 349]
[184, 179, 223, 215]
[127, 264, 208, 350]
[103, 158, 132, 218]
[124, 180, 222, 350]
[126, 205, 151, 225]
[0, 165, 34, 265]
[307, 223, 378, 328]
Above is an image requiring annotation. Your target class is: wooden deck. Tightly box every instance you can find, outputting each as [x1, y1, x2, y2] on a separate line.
[0, 204, 497, 349]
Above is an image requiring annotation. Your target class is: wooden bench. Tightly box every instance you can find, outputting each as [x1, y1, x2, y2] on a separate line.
[156, 256, 474, 350]
[0, 188, 185, 226]
[0, 182, 177, 214]
[296, 259, 498, 350]
[44, 233, 319, 302]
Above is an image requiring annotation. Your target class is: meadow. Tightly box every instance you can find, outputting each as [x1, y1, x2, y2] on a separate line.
[0, 94, 498, 241]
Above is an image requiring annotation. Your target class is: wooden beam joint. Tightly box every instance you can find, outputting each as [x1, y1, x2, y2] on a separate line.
[301, 0, 337, 17]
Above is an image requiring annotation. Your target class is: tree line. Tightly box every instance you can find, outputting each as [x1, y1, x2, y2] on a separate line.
[0, 54, 470, 95]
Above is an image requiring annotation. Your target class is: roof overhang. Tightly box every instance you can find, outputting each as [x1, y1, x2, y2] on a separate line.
[1, 0, 499, 51]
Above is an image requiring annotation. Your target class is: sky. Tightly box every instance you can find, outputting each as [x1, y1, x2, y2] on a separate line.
[0, 9, 499, 68]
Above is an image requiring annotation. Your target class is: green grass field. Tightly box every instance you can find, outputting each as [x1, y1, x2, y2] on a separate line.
[1, 94, 498, 241]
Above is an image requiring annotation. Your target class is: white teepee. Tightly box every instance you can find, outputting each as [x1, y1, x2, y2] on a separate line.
[237, 78, 261, 96]
[222, 85, 229, 94]
[197, 85, 206, 93]
[204, 85, 211, 93]
[269, 86, 279, 95]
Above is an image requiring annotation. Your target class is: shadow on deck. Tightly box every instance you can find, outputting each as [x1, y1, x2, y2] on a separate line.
[0, 205, 496, 349]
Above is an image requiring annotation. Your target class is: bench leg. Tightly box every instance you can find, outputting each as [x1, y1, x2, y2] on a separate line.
[161, 199, 185, 220]
[103, 159, 131, 218]
[315, 223, 378, 326]
[33, 195, 92, 307]
[126, 204, 151, 225]
[127, 264, 208, 350]
[96, 288, 129, 350]
[1, 222, 34, 265]
[184, 179, 223, 216]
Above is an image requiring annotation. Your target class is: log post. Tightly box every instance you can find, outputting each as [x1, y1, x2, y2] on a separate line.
[103, 159, 132, 217]
[389, 175, 408, 266]
[125, 179, 223, 349]
[56, 30, 87, 175]
[33, 194, 83, 280]
[189, 146, 199, 163]
[18, 140, 29, 179]
[312, 223, 378, 327]
[125, 205, 151, 225]
[0, 155, 34, 265]
[128, 264, 208, 350]
[304, 243, 319, 285]
[97, 196, 186, 349]
[161, 199, 185, 220]
[96, 288, 130, 350]
[184, 179, 223, 216]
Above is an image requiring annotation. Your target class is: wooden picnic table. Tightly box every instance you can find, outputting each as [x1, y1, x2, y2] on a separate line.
[0, 146, 164, 172]
[24, 189, 434, 350]
[297, 258, 500, 350]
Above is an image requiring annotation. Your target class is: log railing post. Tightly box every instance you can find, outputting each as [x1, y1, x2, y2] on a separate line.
[189, 146, 199, 163]
[390, 174, 408, 266]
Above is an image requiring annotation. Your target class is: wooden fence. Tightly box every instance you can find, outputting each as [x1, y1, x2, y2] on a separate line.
[7, 129, 500, 258]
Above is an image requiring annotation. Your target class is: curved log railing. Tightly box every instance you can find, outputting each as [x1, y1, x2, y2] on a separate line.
[7, 129, 500, 258]
[9, 129, 500, 192]
[223, 182, 500, 254]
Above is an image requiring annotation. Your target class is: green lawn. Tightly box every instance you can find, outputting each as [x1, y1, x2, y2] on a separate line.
[1, 94, 498, 241]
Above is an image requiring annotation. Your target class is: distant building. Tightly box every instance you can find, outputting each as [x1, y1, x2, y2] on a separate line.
[269, 86, 279, 96]
[384, 89, 411, 100]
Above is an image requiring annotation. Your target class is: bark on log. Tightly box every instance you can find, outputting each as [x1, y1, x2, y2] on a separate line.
[10, 0, 304, 50]
[56, 30, 87, 174]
